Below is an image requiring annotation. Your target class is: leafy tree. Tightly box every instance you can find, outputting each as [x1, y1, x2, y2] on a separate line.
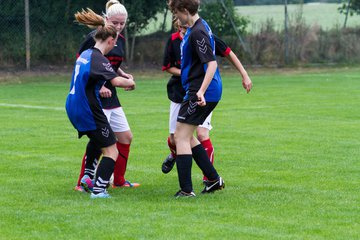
[339, 0, 360, 16]
[200, 0, 249, 36]
[121, 0, 167, 62]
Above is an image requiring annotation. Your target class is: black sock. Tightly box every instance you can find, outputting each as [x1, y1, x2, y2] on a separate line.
[175, 154, 193, 193]
[93, 156, 115, 194]
[192, 144, 219, 181]
[84, 140, 102, 179]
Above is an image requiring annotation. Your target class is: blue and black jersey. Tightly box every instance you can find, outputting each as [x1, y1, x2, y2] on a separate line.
[180, 18, 222, 102]
[78, 31, 126, 109]
[163, 30, 229, 103]
[66, 48, 117, 133]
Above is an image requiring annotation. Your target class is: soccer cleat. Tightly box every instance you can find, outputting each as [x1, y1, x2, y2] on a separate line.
[161, 154, 176, 174]
[112, 180, 140, 188]
[74, 185, 86, 193]
[80, 175, 94, 193]
[90, 190, 111, 199]
[174, 190, 196, 198]
[201, 176, 225, 194]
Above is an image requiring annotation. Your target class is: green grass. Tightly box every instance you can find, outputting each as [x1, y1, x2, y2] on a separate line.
[0, 68, 359, 239]
[236, 3, 360, 32]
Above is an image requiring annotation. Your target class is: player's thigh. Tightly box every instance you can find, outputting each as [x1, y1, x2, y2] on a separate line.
[169, 101, 181, 134]
[105, 107, 131, 133]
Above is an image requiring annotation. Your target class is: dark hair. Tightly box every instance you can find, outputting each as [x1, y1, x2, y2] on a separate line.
[74, 8, 117, 41]
[168, 0, 200, 15]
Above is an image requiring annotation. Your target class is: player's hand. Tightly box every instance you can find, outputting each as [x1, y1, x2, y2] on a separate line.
[242, 75, 252, 93]
[99, 86, 112, 98]
[124, 86, 135, 91]
[124, 82, 135, 91]
[123, 73, 133, 80]
[196, 91, 206, 106]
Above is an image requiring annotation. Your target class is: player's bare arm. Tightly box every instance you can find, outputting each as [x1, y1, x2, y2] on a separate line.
[110, 76, 135, 89]
[226, 51, 252, 93]
[165, 67, 181, 76]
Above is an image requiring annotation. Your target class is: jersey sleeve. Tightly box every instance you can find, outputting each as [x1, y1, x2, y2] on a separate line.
[90, 52, 118, 83]
[214, 35, 231, 57]
[191, 30, 215, 64]
[162, 37, 173, 71]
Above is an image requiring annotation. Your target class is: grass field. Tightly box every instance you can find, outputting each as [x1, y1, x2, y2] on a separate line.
[0, 68, 359, 239]
[144, 3, 360, 35]
[237, 3, 360, 32]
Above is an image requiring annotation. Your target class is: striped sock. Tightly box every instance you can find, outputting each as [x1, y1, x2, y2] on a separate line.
[93, 157, 115, 194]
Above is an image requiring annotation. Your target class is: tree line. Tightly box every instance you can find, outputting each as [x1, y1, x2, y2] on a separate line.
[1, 0, 360, 68]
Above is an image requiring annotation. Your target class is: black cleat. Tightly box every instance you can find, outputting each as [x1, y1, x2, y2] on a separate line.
[201, 176, 225, 194]
[161, 154, 176, 174]
[174, 190, 196, 198]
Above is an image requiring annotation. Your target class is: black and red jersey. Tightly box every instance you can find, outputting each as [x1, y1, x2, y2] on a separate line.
[162, 31, 231, 103]
[78, 30, 126, 109]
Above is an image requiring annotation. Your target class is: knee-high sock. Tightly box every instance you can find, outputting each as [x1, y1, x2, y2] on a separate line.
[167, 137, 177, 158]
[113, 142, 130, 186]
[76, 152, 87, 187]
[175, 154, 193, 193]
[93, 157, 115, 194]
[192, 144, 219, 181]
[76, 141, 101, 186]
[201, 138, 214, 181]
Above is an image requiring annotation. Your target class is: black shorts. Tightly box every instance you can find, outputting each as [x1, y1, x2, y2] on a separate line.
[177, 98, 218, 126]
[79, 125, 117, 148]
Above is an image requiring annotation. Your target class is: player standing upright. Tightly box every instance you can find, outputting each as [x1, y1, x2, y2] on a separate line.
[74, 0, 140, 192]
[161, 18, 252, 183]
[168, 0, 225, 197]
[66, 8, 135, 198]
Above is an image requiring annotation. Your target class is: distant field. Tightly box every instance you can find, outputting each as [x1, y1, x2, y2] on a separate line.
[143, 3, 360, 35]
[237, 3, 360, 32]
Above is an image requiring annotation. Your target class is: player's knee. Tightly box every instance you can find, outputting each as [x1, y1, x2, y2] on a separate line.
[103, 144, 118, 161]
[196, 132, 209, 142]
[169, 134, 175, 146]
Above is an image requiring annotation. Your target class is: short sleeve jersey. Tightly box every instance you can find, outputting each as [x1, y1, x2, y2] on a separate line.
[66, 48, 117, 132]
[163, 31, 230, 103]
[78, 31, 126, 109]
[162, 31, 185, 103]
[180, 18, 222, 102]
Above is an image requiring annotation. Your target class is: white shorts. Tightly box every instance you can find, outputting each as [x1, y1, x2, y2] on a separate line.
[103, 107, 130, 133]
[169, 101, 213, 134]
[198, 111, 213, 130]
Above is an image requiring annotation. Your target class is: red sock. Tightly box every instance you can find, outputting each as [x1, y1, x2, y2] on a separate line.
[167, 136, 177, 158]
[201, 138, 214, 181]
[76, 152, 87, 186]
[113, 142, 130, 186]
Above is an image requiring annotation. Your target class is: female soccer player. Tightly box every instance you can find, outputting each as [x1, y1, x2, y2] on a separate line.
[74, 0, 140, 192]
[66, 8, 135, 198]
[168, 0, 226, 197]
[161, 18, 252, 183]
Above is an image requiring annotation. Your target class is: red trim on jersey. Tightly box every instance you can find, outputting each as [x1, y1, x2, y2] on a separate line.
[110, 61, 120, 66]
[171, 31, 182, 41]
[162, 63, 171, 71]
[118, 33, 125, 39]
[76, 53, 80, 59]
[107, 56, 124, 61]
[223, 47, 231, 57]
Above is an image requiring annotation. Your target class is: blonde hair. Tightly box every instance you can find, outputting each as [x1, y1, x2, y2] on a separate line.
[105, 0, 128, 19]
[74, 8, 117, 41]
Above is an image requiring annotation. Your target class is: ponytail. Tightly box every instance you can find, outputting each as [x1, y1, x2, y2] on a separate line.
[74, 8, 117, 41]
